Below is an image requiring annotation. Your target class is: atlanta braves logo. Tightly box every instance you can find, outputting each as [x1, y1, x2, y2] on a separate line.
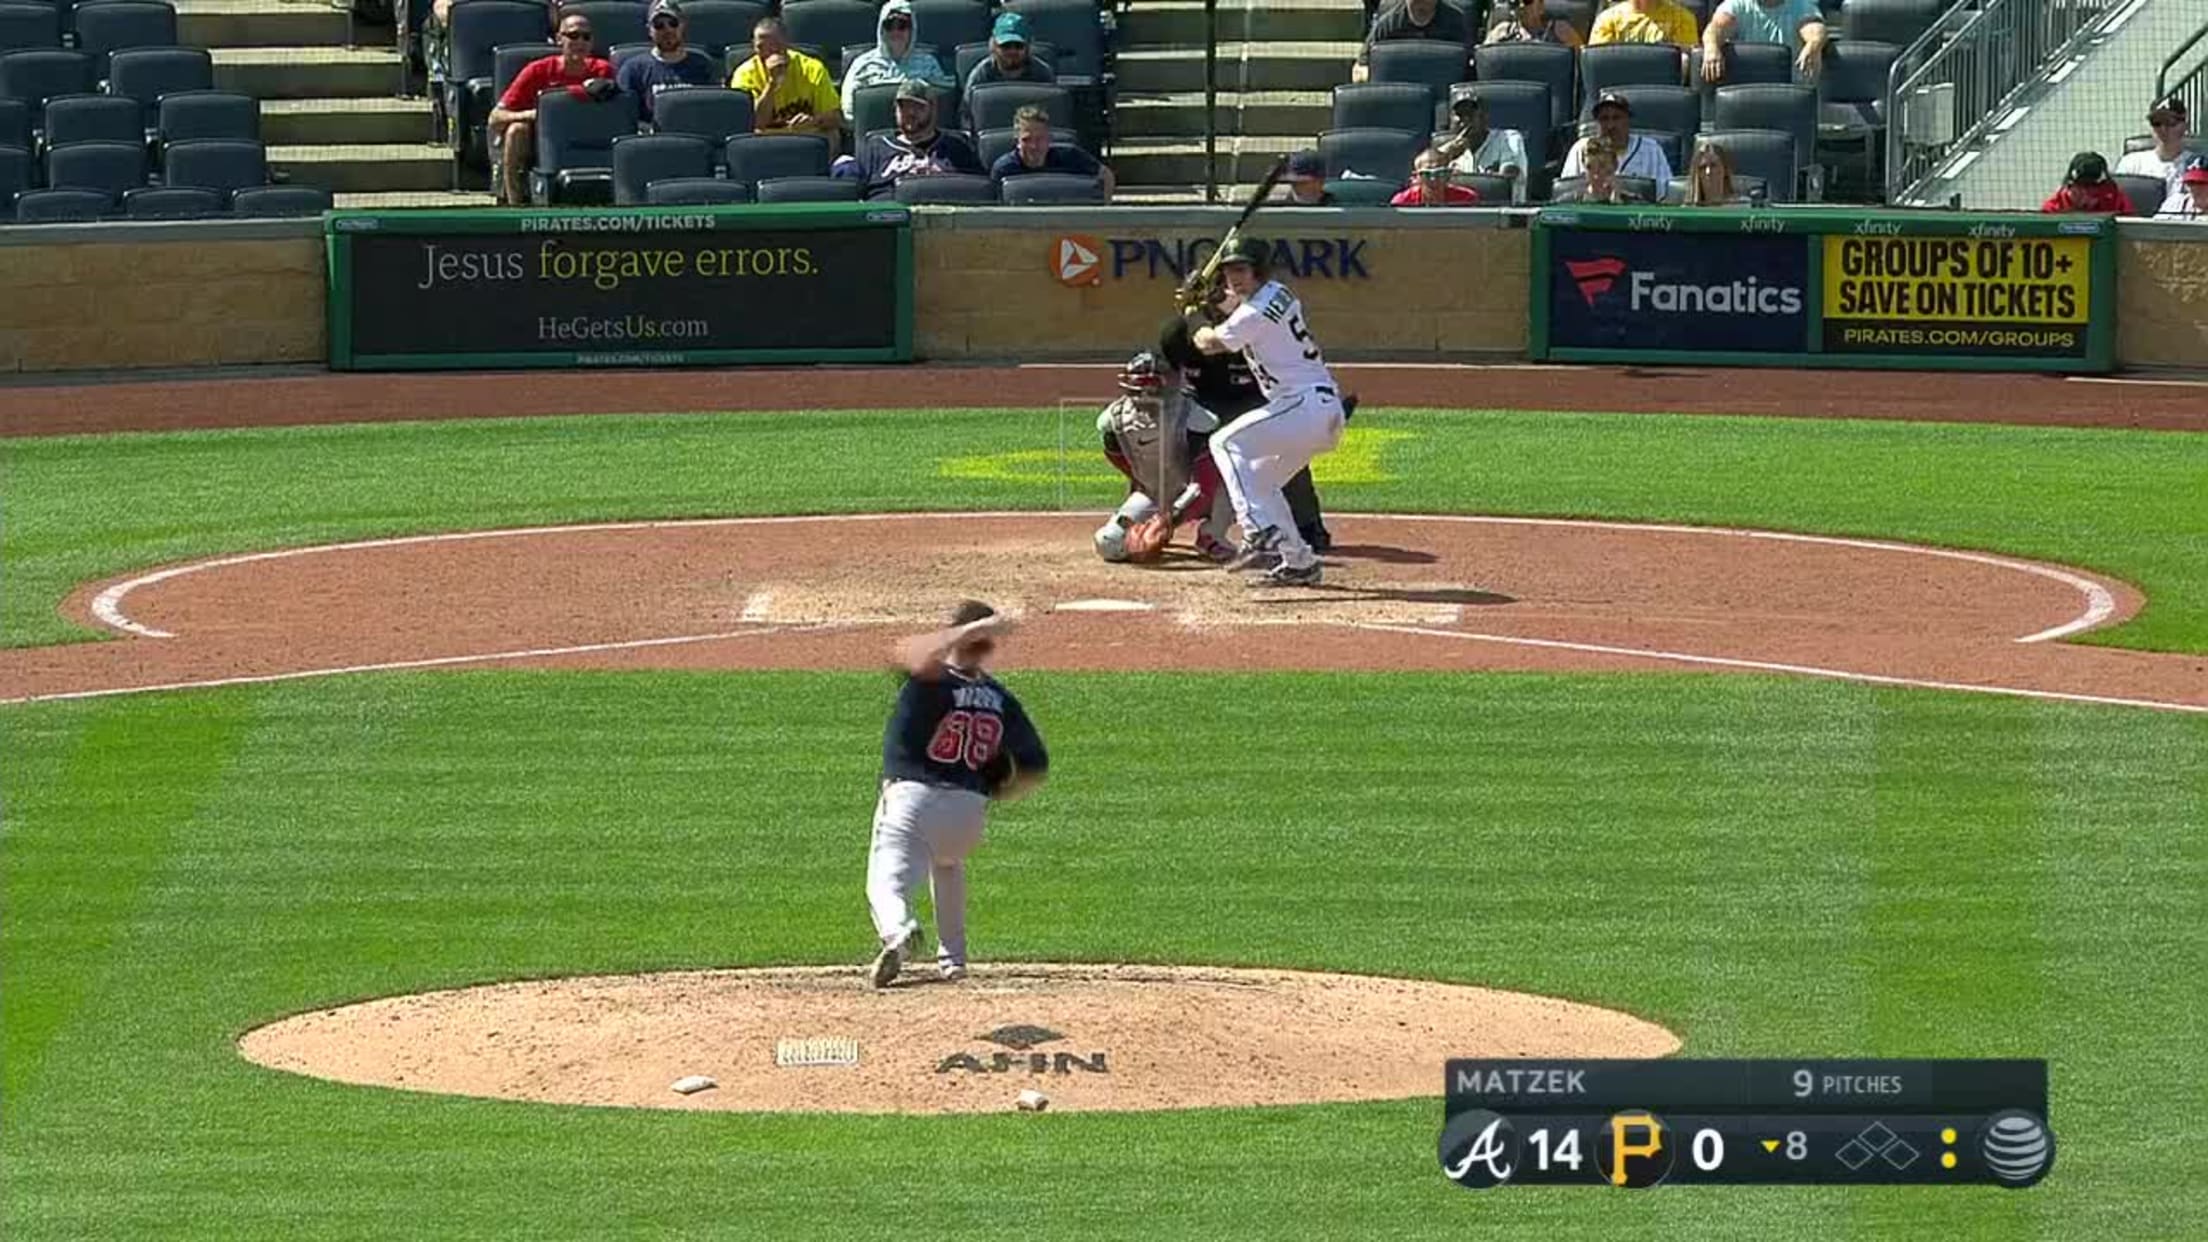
[1565, 257, 1628, 308]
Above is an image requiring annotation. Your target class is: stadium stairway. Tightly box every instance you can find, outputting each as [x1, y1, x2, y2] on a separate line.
[179, 1, 478, 208]
[1111, 0, 1364, 202]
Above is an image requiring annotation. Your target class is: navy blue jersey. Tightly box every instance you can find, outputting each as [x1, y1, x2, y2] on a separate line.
[882, 667, 1047, 792]
[615, 49, 718, 118]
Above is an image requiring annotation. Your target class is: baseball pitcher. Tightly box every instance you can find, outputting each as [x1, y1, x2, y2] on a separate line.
[1092, 351, 1236, 564]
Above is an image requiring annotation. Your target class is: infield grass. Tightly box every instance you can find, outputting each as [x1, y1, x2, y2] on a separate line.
[3, 407, 2203, 650]
[2, 672, 2202, 1240]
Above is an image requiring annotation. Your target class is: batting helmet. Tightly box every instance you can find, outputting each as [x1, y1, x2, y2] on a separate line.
[1118, 351, 1171, 395]
[1216, 235, 1269, 278]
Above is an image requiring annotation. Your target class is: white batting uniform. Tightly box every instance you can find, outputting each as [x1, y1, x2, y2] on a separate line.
[1208, 280, 1346, 570]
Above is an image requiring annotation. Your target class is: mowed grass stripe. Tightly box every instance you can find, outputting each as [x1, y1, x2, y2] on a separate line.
[3, 409, 2203, 650]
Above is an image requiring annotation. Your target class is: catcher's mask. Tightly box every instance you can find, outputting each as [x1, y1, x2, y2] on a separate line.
[1118, 351, 1171, 396]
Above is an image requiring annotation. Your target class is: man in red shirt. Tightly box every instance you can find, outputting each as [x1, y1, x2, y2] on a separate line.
[2039, 151, 2128, 214]
[1389, 148, 1482, 205]
[490, 11, 618, 205]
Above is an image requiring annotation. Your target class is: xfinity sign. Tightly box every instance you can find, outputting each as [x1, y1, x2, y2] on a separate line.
[1547, 230, 1809, 354]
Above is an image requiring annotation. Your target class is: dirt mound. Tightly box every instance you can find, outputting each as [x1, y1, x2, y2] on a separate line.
[237, 964, 1681, 1115]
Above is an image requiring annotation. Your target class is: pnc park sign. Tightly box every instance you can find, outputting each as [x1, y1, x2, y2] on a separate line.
[1053, 234, 1373, 287]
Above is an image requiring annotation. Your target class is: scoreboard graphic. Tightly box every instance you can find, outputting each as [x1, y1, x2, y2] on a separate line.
[1439, 1060, 2052, 1190]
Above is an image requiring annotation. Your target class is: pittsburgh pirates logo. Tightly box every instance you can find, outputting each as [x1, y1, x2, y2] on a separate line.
[1595, 1110, 1675, 1188]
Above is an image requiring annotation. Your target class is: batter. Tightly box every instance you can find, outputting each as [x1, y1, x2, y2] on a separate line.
[866, 600, 1049, 987]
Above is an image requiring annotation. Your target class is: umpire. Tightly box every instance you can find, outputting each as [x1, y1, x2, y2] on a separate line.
[1156, 307, 1336, 553]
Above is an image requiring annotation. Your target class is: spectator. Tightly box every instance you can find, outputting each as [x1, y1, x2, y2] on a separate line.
[1590, 0, 1700, 48]
[1700, 0, 1827, 83]
[842, 0, 953, 120]
[733, 17, 845, 153]
[1389, 148, 1482, 205]
[1281, 149, 1333, 204]
[1557, 137, 1643, 202]
[1353, 0, 1470, 84]
[1682, 141, 1744, 204]
[2116, 97, 2204, 207]
[617, 0, 718, 121]
[963, 12, 1056, 129]
[489, 12, 617, 206]
[1561, 90, 1672, 184]
[2156, 165, 2208, 220]
[2040, 152, 2129, 214]
[1483, 0, 1584, 47]
[989, 104, 1114, 197]
[835, 77, 984, 199]
[1433, 93, 1529, 200]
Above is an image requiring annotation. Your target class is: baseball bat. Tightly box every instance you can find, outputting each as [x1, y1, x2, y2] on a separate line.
[1175, 156, 1290, 309]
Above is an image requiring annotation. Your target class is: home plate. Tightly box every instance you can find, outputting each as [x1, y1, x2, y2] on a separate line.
[1054, 599, 1156, 613]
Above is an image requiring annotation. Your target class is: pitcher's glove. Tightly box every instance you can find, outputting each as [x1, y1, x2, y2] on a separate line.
[1124, 513, 1173, 562]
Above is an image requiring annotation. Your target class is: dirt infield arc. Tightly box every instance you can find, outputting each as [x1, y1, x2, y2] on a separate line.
[5, 511, 2205, 712]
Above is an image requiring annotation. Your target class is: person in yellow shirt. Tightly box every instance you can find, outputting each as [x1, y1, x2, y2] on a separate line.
[1590, 0, 1701, 47]
[731, 16, 845, 154]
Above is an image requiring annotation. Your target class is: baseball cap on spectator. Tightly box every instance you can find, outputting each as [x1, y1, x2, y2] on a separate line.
[1593, 91, 1631, 116]
[2066, 151, 2110, 184]
[649, 0, 682, 18]
[2148, 96, 2187, 124]
[2184, 166, 2208, 185]
[992, 11, 1029, 45]
[895, 77, 933, 103]
[1287, 149, 1324, 179]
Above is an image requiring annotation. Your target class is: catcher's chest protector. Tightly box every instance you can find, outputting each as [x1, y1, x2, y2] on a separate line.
[1107, 393, 1208, 500]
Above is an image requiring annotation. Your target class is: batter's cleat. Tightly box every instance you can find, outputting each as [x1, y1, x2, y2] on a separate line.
[1248, 560, 1323, 588]
[1223, 525, 1281, 571]
[1300, 526, 1334, 554]
[938, 960, 968, 982]
[1194, 534, 1238, 564]
[870, 925, 925, 989]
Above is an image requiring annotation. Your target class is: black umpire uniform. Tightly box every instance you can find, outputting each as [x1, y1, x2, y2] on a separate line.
[1159, 320, 1335, 553]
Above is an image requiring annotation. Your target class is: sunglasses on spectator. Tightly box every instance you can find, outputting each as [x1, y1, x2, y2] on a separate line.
[651, 15, 680, 27]
[885, 17, 911, 27]
[560, 28, 592, 39]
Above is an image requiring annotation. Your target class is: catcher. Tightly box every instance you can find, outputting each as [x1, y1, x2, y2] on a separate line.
[1092, 351, 1237, 564]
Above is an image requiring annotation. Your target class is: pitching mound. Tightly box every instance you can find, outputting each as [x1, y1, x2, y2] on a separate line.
[237, 964, 1680, 1115]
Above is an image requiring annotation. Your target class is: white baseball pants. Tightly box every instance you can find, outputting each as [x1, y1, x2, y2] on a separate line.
[865, 779, 989, 967]
[1209, 387, 1345, 568]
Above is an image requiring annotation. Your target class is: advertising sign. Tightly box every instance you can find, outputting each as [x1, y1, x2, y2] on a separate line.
[1821, 234, 2093, 358]
[1546, 228, 1808, 354]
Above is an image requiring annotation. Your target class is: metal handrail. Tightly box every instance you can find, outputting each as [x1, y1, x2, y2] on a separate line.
[2153, 14, 2208, 126]
[1883, 0, 2118, 205]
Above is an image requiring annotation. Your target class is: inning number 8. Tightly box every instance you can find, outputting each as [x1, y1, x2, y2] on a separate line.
[926, 710, 1003, 770]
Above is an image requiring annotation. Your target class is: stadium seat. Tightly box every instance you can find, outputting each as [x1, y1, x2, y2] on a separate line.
[121, 183, 221, 218]
[953, 38, 1055, 87]
[71, 0, 176, 79]
[965, 80, 1071, 133]
[1318, 127, 1419, 185]
[470, 42, 555, 186]
[974, 123, 1075, 170]
[105, 46, 210, 123]
[611, 130, 714, 203]
[1471, 41, 1575, 134]
[0, 96, 26, 149]
[1662, 172, 1769, 204]
[890, 171, 994, 203]
[651, 85, 753, 143]
[45, 138, 144, 197]
[1449, 80, 1553, 173]
[1691, 41, 1793, 122]
[1455, 170, 1513, 202]
[527, 87, 638, 203]
[779, 0, 878, 75]
[1816, 39, 1899, 198]
[911, 0, 992, 56]
[999, 0, 1102, 84]
[1712, 83, 1817, 193]
[750, 173, 858, 201]
[445, 1, 549, 149]
[1550, 173, 1658, 203]
[1331, 82, 1436, 138]
[157, 90, 259, 145]
[1545, 0, 1596, 44]
[15, 185, 109, 219]
[1579, 43, 1685, 116]
[722, 131, 829, 182]
[556, 0, 647, 58]
[1321, 175, 1397, 206]
[230, 183, 333, 217]
[1367, 40, 1468, 101]
[1838, 0, 1945, 48]
[1602, 84, 1698, 151]
[645, 174, 751, 202]
[1696, 128, 1796, 201]
[849, 78, 956, 142]
[2112, 174, 2165, 218]
[681, 0, 766, 57]
[40, 93, 142, 150]
[0, 141, 29, 208]
[163, 136, 266, 198]
[999, 170, 1103, 203]
[0, 3, 62, 52]
[0, 49, 93, 123]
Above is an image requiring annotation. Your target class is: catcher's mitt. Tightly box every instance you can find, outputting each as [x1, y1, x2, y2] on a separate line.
[1124, 513, 1173, 562]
